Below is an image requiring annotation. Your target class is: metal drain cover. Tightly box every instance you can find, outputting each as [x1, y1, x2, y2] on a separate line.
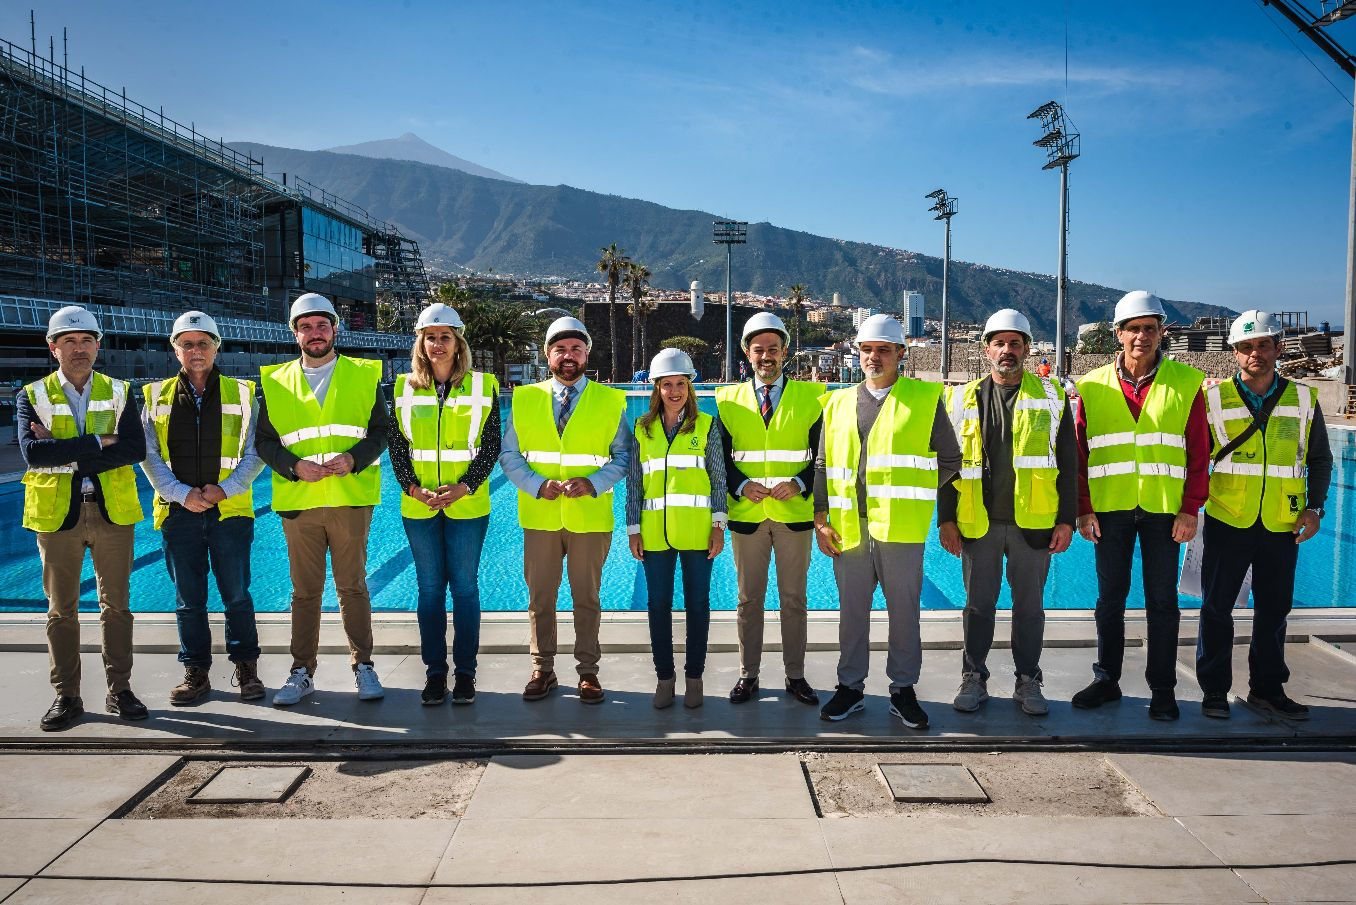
[189, 766, 311, 804]
[877, 763, 989, 803]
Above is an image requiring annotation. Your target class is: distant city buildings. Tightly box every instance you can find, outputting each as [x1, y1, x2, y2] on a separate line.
[903, 290, 925, 338]
[851, 307, 879, 328]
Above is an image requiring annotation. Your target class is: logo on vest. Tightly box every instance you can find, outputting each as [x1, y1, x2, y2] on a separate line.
[1289, 494, 1299, 513]
[690, 434, 700, 448]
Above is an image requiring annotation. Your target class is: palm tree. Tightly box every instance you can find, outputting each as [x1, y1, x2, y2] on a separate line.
[624, 260, 652, 376]
[434, 281, 474, 307]
[787, 283, 808, 372]
[461, 299, 538, 384]
[597, 243, 629, 381]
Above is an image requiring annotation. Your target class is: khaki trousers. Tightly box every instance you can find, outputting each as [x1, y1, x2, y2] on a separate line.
[281, 506, 374, 673]
[38, 502, 135, 696]
[731, 519, 811, 680]
[523, 528, 610, 676]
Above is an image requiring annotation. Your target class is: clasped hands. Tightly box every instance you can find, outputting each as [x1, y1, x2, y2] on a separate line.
[294, 453, 355, 483]
[410, 482, 470, 510]
[742, 479, 800, 503]
[538, 477, 595, 500]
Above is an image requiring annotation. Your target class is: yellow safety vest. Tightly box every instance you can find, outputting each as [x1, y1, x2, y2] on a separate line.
[1078, 358, 1204, 514]
[822, 379, 942, 550]
[512, 379, 626, 532]
[945, 371, 1064, 538]
[636, 411, 713, 552]
[144, 374, 256, 529]
[260, 356, 383, 511]
[715, 379, 822, 524]
[1204, 378, 1313, 532]
[22, 371, 144, 532]
[393, 371, 499, 520]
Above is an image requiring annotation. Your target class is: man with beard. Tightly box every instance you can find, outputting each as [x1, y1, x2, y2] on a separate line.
[938, 309, 1077, 717]
[716, 312, 824, 707]
[499, 316, 629, 703]
[18, 306, 148, 731]
[256, 293, 390, 706]
[814, 314, 961, 729]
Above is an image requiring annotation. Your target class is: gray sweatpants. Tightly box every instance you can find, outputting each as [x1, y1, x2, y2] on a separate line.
[832, 519, 924, 692]
[960, 522, 1050, 682]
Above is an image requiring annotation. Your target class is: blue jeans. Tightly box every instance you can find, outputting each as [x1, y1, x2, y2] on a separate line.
[161, 507, 259, 668]
[402, 514, 488, 679]
[642, 548, 712, 680]
[1090, 508, 1182, 690]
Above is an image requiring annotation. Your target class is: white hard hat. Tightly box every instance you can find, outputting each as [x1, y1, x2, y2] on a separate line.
[1228, 309, 1283, 347]
[171, 310, 221, 346]
[740, 311, 789, 349]
[46, 305, 103, 341]
[544, 315, 591, 350]
[854, 313, 906, 346]
[416, 303, 465, 332]
[649, 347, 696, 380]
[982, 308, 1033, 344]
[1113, 290, 1166, 327]
[289, 292, 338, 328]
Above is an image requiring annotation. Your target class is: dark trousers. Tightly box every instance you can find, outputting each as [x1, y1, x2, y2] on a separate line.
[1195, 513, 1298, 697]
[1091, 508, 1182, 690]
[162, 508, 259, 669]
[961, 523, 1051, 682]
[642, 548, 713, 680]
[403, 514, 489, 679]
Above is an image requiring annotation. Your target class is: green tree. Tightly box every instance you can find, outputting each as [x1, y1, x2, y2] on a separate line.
[1079, 321, 1119, 355]
[460, 299, 539, 384]
[596, 243, 630, 382]
[433, 281, 475, 306]
[787, 283, 808, 370]
[624, 260, 652, 375]
[661, 335, 710, 374]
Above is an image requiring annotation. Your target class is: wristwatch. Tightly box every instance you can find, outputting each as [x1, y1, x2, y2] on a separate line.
[1305, 507, 1324, 519]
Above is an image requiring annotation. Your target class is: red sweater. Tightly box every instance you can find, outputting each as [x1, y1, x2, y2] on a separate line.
[1074, 367, 1210, 518]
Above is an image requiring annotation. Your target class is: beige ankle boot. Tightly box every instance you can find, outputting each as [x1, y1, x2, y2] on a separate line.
[684, 677, 703, 709]
[653, 677, 676, 709]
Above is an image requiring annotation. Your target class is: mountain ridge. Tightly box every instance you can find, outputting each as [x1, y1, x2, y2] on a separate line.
[323, 132, 522, 183]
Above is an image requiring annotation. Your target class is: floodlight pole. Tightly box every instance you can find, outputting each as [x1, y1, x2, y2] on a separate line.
[1057, 160, 1070, 378]
[1347, 70, 1356, 384]
[712, 220, 748, 382]
[1028, 100, 1080, 380]
[926, 189, 958, 382]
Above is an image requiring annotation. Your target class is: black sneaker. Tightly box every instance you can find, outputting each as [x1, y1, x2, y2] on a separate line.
[40, 695, 83, 732]
[1071, 679, 1122, 709]
[1201, 692, 1231, 720]
[421, 675, 448, 706]
[451, 674, 476, 705]
[1246, 691, 1310, 721]
[105, 689, 148, 721]
[889, 687, 930, 730]
[1149, 689, 1179, 721]
[819, 684, 864, 721]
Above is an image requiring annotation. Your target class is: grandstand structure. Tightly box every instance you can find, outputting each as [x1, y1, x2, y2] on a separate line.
[0, 35, 429, 390]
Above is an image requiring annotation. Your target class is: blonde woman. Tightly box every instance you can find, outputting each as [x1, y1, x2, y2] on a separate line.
[626, 348, 727, 709]
[386, 303, 500, 706]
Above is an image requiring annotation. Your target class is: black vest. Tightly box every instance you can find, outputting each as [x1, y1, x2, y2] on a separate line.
[165, 370, 225, 490]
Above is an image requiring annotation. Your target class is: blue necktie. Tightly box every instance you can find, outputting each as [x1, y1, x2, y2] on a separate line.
[557, 385, 575, 435]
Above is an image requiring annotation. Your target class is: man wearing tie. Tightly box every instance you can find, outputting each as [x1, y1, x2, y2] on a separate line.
[499, 316, 629, 703]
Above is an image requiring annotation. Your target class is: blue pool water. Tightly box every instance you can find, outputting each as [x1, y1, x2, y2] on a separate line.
[1, 396, 1353, 613]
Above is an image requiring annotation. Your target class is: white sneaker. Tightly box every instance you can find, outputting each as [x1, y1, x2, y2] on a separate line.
[1014, 675, 1049, 716]
[355, 663, 384, 700]
[272, 668, 313, 707]
[952, 673, 988, 712]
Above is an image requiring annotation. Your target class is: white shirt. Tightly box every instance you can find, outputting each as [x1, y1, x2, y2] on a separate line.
[302, 356, 339, 408]
[57, 370, 95, 494]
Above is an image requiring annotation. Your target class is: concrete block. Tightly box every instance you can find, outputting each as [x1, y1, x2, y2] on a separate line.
[1179, 814, 1356, 903]
[188, 766, 310, 804]
[0, 819, 99, 876]
[6, 879, 426, 904]
[1108, 754, 1356, 816]
[421, 875, 845, 905]
[0, 754, 180, 818]
[877, 763, 988, 803]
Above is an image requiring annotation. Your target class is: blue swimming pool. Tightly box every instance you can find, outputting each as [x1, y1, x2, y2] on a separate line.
[1, 396, 1352, 612]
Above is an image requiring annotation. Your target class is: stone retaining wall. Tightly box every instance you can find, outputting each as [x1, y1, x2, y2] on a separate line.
[902, 346, 1239, 379]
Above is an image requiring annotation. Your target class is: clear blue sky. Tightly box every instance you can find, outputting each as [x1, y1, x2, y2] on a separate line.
[17, 1, 1356, 323]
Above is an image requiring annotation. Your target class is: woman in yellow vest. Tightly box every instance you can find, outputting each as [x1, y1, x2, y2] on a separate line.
[625, 348, 728, 709]
[387, 303, 501, 707]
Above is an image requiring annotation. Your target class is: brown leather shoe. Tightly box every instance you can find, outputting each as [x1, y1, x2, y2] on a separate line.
[233, 660, 265, 701]
[578, 673, 605, 705]
[523, 670, 558, 701]
[169, 667, 211, 706]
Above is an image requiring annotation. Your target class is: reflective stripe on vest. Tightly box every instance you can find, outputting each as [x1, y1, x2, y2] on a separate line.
[636, 411, 713, 551]
[22, 371, 144, 532]
[512, 380, 626, 532]
[714, 379, 823, 524]
[1204, 378, 1312, 531]
[1077, 358, 1204, 514]
[260, 356, 383, 511]
[822, 378, 942, 550]
[944, 371, 1064, 538]
[144, 374, 255, 530]
[395, 370, 499, 520]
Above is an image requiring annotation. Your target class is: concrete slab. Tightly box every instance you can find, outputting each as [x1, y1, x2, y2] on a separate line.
[464, 754, 815, 818]
[1179, 814, 1356, 904]
[0, 755, 180, 818]
[1108, 753, 1356, 815]
[421, 875, 846, 905]
[0, 879, 24, 902]
[5, 880, 426, 904]
[0, 820, 99, 876]
[877, 763, 988, 803]
[434, 817, 830, 885]
[187, 766, 309, 804]
[41, 818, 456, 885]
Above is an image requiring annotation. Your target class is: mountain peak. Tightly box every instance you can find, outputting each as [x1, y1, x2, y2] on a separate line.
[323, 134, 522, 183]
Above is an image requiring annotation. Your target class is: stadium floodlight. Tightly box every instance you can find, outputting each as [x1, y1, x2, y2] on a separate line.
[925, 190, 958, 381]
[1027, 100, 1080, 378]
[712, 220, 748, 382]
